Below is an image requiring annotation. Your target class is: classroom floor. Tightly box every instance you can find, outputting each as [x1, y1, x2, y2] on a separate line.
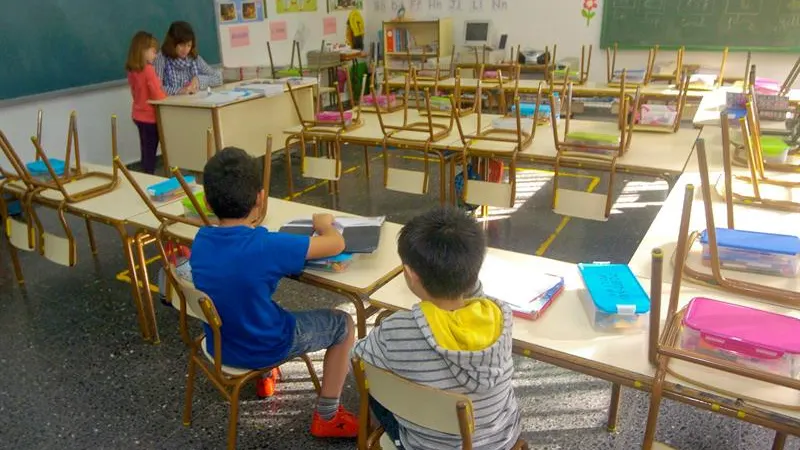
[0, 146, 794, 449]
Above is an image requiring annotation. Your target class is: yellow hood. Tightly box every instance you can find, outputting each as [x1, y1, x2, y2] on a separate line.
[419, 298, 503, 351]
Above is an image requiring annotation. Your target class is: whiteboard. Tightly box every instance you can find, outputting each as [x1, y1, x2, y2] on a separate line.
[217, 0, 359, 68]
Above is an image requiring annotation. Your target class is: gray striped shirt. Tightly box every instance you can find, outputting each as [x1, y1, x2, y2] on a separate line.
[353, 298, 521, 449]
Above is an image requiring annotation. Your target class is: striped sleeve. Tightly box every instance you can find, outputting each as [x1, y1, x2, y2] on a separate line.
[195, 56, 223, 89]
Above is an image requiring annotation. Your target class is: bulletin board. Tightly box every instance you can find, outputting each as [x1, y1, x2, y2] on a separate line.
[216, 0, 359, 68]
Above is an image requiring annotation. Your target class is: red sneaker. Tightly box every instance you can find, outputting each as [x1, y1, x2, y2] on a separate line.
[310, 406, 359, 438]
[256, 368, 280, 398]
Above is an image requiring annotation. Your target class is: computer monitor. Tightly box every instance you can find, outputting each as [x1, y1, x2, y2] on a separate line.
[464, 20, 492, 47]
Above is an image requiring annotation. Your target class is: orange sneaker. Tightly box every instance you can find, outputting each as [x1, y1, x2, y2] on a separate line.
[256, 368, 280, 398]
[310, 406, 359, 438]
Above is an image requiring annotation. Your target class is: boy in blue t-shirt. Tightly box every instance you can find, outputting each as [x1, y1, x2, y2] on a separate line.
[190, 147, 358, 438]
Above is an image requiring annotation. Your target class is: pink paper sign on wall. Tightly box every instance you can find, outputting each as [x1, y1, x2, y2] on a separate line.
[229, 25, 251, 48]
[323, 16, 337, 35]
[270, 20, 288, 41]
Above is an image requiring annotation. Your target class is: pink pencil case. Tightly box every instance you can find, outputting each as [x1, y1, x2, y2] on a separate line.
[316, 111, 353, 126]
[754, 77, 781, 95]
[362, 94, 397, 108]
[680, 297, 800, 378]
[483, 70, 499, 79]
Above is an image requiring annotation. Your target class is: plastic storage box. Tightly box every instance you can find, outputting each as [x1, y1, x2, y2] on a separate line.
[26, 159, 65, 181]
[578, 263, 651, 333]
[510, 103, 551, 122]
[637, 104, 677, 126]
[759, 136, 791, 164]
[362, 94, 398, 109]
[316, 110, 352, 126]
[680, 297, 800, 378]
[699, 228, 800, 277]
[146, 176, 196, 203]
[181, 191, 217, 221]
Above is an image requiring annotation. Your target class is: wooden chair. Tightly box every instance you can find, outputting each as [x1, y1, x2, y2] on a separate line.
[686, 47, 729, 91]
[679, 138, 800, 306]
[361, 62, 408, 114]
[268, 40, 304, 79]
[352, 357, 529, 450]
[550, 74, 641, 221]
[642, 188, 795, 450]
[115, 135, 273, 343]
[779, 55, 800, 97]
[0, 114, 120, 267]
[285, 69, 366, 197]
[716, 106, 800, 212]
[412, 70, 475, 119]
[0, 162, 28, 284]
[607, 43, 655, 86]
[374, 68, 455, 204]
[413, 44, 455, 81]
[633, 72, 690, 133]
[551, 45, 593, 86]
[649, 45, 685, 85]
[170, 270, 320, 450]
[451, 80, 542, 210]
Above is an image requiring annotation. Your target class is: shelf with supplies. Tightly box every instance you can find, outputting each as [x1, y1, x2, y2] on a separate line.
[382, 18, 454, 78]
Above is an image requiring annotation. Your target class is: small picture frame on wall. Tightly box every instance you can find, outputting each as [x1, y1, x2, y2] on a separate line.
[327, 0, 363, 12]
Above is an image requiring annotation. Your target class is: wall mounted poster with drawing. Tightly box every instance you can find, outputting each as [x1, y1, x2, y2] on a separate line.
[218, 0, 266, 23]
[277, 0, 319, 13]
[328, 0, 363, 12]
[216, 0, 270, 67]
[582, 0, 599, 27]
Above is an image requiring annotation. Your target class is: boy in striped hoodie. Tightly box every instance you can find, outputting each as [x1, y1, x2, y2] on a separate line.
[353, 207, 521, 449]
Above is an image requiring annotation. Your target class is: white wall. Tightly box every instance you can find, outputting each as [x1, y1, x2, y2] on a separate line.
[365, 0, 800, 83]
[0, 85, 140, 167]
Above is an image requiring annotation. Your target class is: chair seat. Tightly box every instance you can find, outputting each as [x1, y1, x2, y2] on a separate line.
[388, 129, 436, 142]
[379, 433, 400, 450]
[38, 174, 116, 202]
[200, 337, 252, 377]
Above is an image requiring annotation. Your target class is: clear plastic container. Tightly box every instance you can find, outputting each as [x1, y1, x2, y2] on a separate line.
[700, 228, 800, 277]
[680, 297, 800, 378]
[578, 263, 650, 333]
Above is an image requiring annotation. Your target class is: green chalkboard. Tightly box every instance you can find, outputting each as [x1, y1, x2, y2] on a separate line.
[600, 0, 800, 52]
[0, 1, 220, 101]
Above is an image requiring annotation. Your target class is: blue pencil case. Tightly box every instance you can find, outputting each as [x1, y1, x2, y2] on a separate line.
[26, 159, 65, 180]
[146, 176, 196, 202]
[307, 253, 353, 273]
[700, 228, 800, 277]
[578, 262, 650, 333]
[510, 103, 551, 119]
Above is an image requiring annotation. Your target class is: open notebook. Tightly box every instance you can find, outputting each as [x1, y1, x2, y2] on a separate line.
[480, 255, 564, 320]
[279, 216, 385, 254]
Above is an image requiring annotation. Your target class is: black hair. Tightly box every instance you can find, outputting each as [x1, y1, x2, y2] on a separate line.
[398, 207, 486, 299]
[202, 147, 261, 220]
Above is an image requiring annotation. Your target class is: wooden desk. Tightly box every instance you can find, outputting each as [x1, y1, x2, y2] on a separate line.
[126, 198, 404, 339]
[153, 81, 315, 172]
[519, 120, 700, 176]
[628, 171, 800, 292]
[692, 88, 789, 133]
[384, 76, 707, 101]
[370, 247, 800, 433]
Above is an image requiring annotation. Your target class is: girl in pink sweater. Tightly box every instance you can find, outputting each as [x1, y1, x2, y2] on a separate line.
[126, 31, 167, 174]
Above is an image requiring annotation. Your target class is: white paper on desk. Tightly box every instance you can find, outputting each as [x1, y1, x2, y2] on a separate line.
[236, 83, 285, 97]
[480, 257, 562, 308]
[187, 90, 252, 105]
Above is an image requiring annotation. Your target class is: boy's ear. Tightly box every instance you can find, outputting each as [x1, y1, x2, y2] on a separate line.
[255, 189, 266, 211]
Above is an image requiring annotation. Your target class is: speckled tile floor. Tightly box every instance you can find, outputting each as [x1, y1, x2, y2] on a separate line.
[0, 146, 794, 449]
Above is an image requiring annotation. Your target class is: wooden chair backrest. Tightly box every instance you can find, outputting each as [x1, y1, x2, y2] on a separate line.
[353, 357, 473, 441]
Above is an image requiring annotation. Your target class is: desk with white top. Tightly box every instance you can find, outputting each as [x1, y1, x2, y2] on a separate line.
[370, 246, 800, 438]
[153, 80, 315, 172]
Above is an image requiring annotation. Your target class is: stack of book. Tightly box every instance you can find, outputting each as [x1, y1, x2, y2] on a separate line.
[279, 216, 386, 273]
[481, 258, 565, 320]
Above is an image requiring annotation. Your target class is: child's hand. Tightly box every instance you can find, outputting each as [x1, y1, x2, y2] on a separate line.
[312, 213, 335, 231]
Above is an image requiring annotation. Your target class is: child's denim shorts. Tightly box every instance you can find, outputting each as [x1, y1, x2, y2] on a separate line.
[285, 309, 351, 358]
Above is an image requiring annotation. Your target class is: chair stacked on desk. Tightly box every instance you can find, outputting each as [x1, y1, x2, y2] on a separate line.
[285, 69, 366, 197]
[550, 72, 641, 221]
[373, 68, 456, 204]
[451, 72, 542, 213]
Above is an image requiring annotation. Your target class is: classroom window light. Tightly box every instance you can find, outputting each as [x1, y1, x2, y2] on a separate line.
[609, 179, 668, 215]
[479, 169, 552, 221]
